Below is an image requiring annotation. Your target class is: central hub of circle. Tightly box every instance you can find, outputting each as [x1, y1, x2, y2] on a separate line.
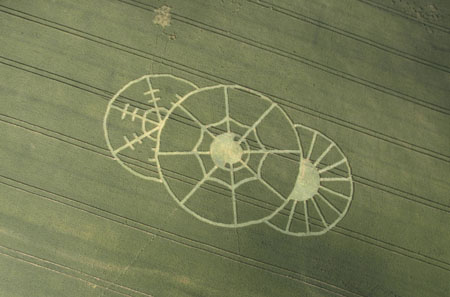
[210, 133, 243, 169]
[289, 159, 321, 201]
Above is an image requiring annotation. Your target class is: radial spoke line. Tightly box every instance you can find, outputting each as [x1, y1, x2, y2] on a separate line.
[146, 77, 162, 122]
[238, 103, 276, 144]
[306, 131, 317, 160]
[320, 185, 351, 200]
[239, 160, 258, 178]
[316, 193, 341, 215]
[304, 201, 310, 233]
[243, 149, 301, 154]
[230, 164, 237, 225]
[201, 127, 218, 141]
[112, 126, 159, 154]
[177, 103, 202, 125]
[285, 200, 298, 232]
[158, 151, 211, 156]
[177, 104, 217, 140]
[224, 87, 231, 133]
[313, 143, 334, 166]
[318, 159, 347, 174]
[240, 161, 286, 201]
[311, 197, 328, 228]
[260, 179, 287, 201]
[180, 166, 218, 205]
[152, 97, 162, 123]
[320, 177, 350, 182]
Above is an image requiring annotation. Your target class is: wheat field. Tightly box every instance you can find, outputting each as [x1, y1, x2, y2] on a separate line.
[1, 1, 449, 296]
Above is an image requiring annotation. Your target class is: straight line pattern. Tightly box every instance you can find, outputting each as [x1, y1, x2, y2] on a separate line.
[1, 173, 449, 279]
[0, 179, 355, 297]
[355, 0, 450, 33]
[0, 245, 153, 297]
[247, 0, 450, 73]
[1, 12, 449, 163]
[121, 0, 450, 114]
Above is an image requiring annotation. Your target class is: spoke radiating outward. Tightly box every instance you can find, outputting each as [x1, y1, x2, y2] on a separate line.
[316, 193, 341, 215]
[175, 96, 217, 140]
[145, 77, 162, 122]
[319, 185, 351, 200]
[239, 160, 286, 201]
[238, 103, 276, 144]
[313, 143, 334, 166]
[318, 159, 347, 174]
[306, 131, 317, 160]
[285, 200, 298, 232]
[158, 151, 211, 156]
[224, 87, 231, 133]
[232, 161, 259, 189]
[180, 165, 219, 205]
[242, 149, 301, 155]
[230, 164, 238, 224]
[311, 197, 328, 228]
[304, 201, 310, 233]
[320, 176, 350, 182]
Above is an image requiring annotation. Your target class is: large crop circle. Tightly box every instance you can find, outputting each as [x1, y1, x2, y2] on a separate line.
[156, 85, 303, 227]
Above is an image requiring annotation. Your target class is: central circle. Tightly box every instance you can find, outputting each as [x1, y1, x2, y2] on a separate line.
[289, 159, 321, 201]
[210, 133, 243, 169]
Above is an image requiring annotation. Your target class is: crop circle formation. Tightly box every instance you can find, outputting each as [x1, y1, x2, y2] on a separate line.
[104, 75, 354, 236]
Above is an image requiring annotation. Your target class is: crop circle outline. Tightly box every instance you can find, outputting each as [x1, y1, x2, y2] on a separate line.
[265, 124, 354, 236]
[103, 74, 198, 182]
[156, 84, 303, 228]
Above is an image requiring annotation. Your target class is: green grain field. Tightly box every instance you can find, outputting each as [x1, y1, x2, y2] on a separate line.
[1, 0, 449, 296]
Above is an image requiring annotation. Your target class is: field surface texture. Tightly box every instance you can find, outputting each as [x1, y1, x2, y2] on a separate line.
[1, 0, 449, 296]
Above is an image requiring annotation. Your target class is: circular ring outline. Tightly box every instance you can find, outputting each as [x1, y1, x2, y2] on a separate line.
[156, 84, 303, 228]
[265, 124, 354, 236]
